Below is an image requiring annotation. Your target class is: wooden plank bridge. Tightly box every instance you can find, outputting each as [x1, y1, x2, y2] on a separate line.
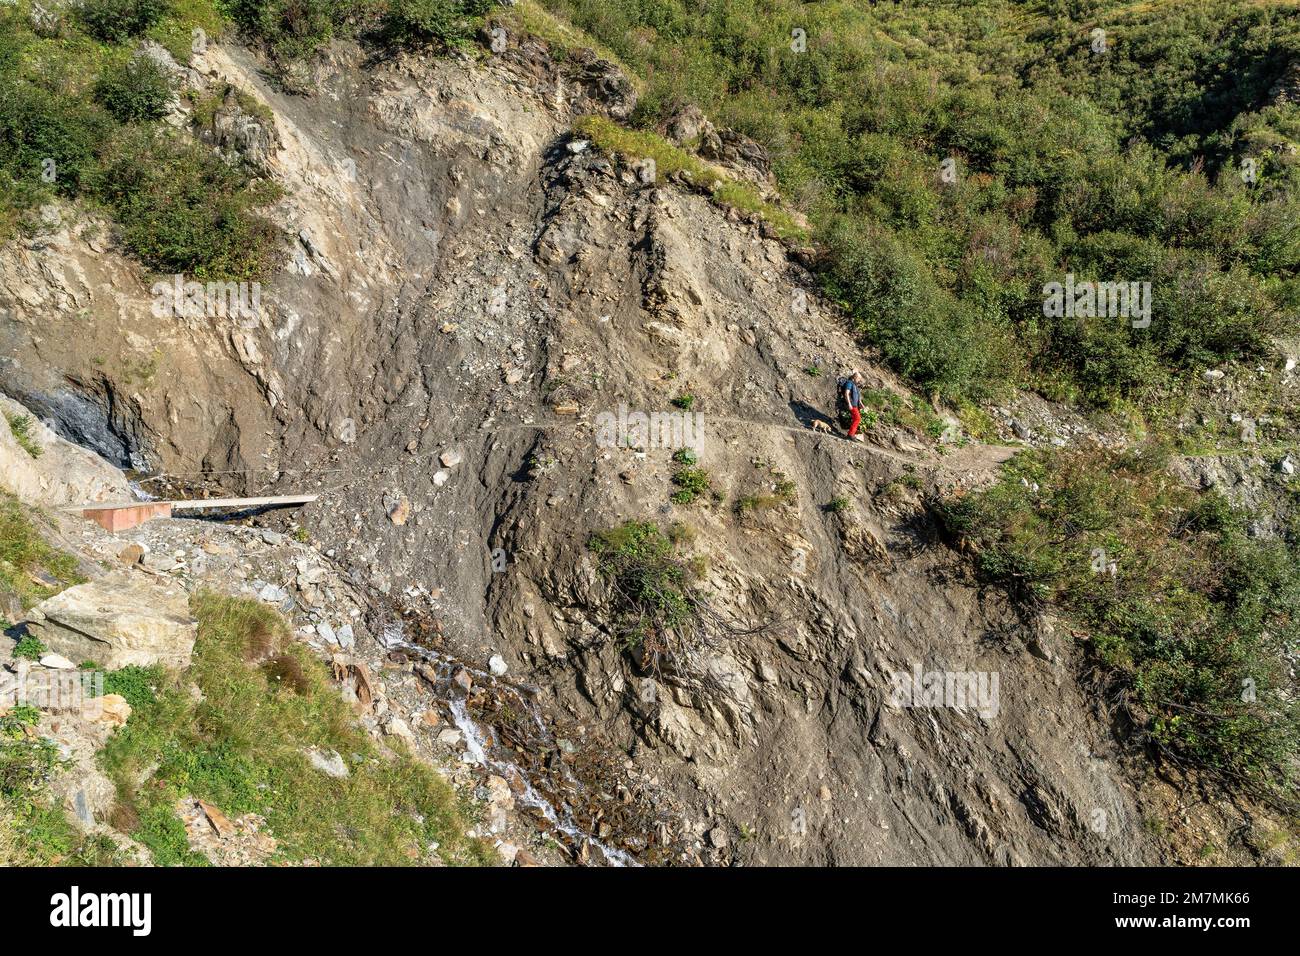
[70, 495, 319, 532]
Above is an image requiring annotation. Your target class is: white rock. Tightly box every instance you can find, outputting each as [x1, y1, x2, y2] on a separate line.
[439, 450, 462, 468]
[306, 748, 349, 778]
[489, 654, 508, 676]
[433, 469, 450, 486]
[1281, 455, 1296, 476]
[385, 716, 413, 739]
[39, 653, 76, 670]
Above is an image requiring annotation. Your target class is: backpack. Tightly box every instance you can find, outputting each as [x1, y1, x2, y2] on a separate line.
[835, 377, 853, 425]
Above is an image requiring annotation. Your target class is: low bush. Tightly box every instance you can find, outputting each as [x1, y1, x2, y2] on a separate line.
[90, 127, 282, 279]
[75, 0, 170, 44]
[938, 447, 1300, 807]
[94, 56, 174, 123]
[382, 0, 493, 48]
[4, 413, 42, 458]
[669, 466, 711, 505]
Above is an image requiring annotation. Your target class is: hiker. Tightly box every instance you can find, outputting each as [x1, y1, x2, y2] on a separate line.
[837, 370, 866, 442]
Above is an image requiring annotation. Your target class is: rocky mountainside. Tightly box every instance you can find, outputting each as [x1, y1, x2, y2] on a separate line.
[2, 28, 1282, 865]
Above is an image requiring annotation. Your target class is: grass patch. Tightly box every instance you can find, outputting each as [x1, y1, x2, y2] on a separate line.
[0, 492, 84, 610]
[938, 446, 1300, 808]
[4, 413, 42, 458]
[574, 114, 809, 242]
[0, 705, 121, 865]
[735, 463, 797, 514]
[98, 591, 491, 866]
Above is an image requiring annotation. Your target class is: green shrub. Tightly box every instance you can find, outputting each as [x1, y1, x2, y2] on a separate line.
[91, 127, 282, 280]
[588, 521, 695, 650]
[669, 466, 711, 505]
[12, 636, 45, 661]
[0, 80, 111, 200]
[226, 0, 340, 61]
[383, 0, 491, 47]
[102, 665, 164, 709]
[0, 708, 61, 796]
[75, 0, 170, 44]
[94, 56, 174, 124]
[939, 447, 1300, 807]
[671, 393, 695, 411]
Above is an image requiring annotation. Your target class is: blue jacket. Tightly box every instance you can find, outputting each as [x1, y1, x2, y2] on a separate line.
[840, 378, 861, 410]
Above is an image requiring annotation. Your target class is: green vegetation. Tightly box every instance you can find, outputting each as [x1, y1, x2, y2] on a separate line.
[0, 5, 281, 277]
[0, 0, 498, 273]
[491, 0, 637, 75]
[12, 635, 45, 661]
[4, 412, 42, 458]
[939, 447, 1300, 808]
[589, 521, 697, 651]
[541, 0, 1300, 410]
[76, 0, 169, 44]
[575, 114, 808, 241]
[735, 466, 797, 514]
[99, 591, 490, 865]
[93, 55, 174, 124]
[0, 492, 83, 609]
[92, 126, 283, 278]
[669, 465, 711, 504]
[670, 393, 696, 411]
[382, 0, 494, 47]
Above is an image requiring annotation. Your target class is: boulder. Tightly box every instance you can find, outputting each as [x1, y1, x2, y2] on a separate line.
[23, 570, 196, 670]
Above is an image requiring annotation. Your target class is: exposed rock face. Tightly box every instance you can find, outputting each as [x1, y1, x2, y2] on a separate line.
[1, 36, 1191, 865]
[24, 570, 196, 669]
[199, 85, 283, 169]
[0, 395, 131, 506]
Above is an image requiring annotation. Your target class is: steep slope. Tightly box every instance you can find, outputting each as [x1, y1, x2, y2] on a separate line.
[0, 33, 1179, 865]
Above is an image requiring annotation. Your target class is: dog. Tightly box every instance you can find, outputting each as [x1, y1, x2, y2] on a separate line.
[810, 420, 832, 434]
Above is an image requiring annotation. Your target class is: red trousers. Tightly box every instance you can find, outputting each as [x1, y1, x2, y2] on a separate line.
[848, 407, 861, 437]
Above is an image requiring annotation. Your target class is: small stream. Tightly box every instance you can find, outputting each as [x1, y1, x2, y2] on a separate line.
[380, 626, 640, 867]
